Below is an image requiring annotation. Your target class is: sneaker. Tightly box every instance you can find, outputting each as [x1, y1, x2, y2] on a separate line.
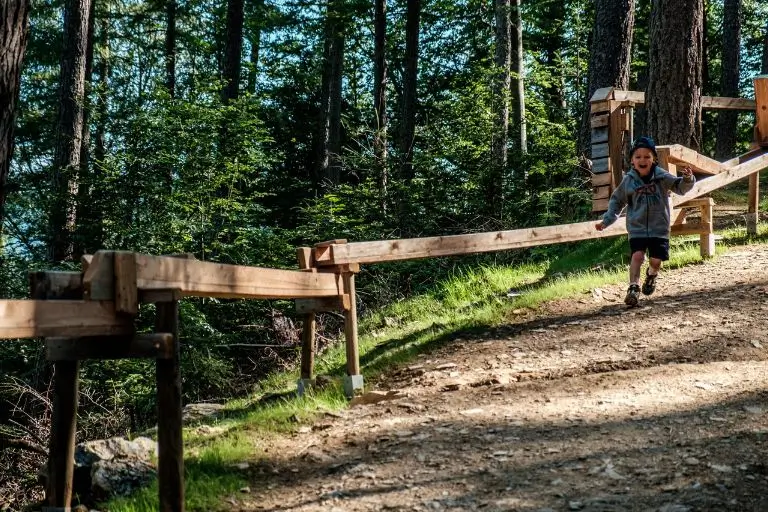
[642, 270, 657, 296]
[624, 284, 641, 307]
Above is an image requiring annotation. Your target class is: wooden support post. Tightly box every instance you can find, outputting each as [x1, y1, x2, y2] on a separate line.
[700, 199, 715, 258]
[297, 247, 317, 394]
[155, 299, 183, 512]
[755, 76, 768, 147]
[747, 172, 760, 235]
[29, 273, 81, 510]
[342, 270, 363, 397]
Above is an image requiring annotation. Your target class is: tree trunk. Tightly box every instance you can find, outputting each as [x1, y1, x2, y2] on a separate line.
[510, 0, 526, 154]
[761, 20, 767, 74]
[317, 0, 345, 188]
[488, 0, 511, 218]
[646, 0, 703, 149]
[0, 0, 30, 235]
[373, 0, 388, 214]
[539, 1, 566, 122]
[578, 0, 634, 157]
[400, 0, 420, 183]
[165, 0, 176, 98]
[74, 0, 95, 260]
[715, 0, 741, 159]
[91, 16, 109, 252]
[222, 0, 244, 103]
[50, 0, 92, 263]
[247, 0, 265, 94]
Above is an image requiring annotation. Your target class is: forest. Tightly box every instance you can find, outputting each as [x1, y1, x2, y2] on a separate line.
[1, 0, 767, 508]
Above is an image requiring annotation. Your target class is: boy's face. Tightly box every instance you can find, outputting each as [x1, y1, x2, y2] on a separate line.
[632, 148, 655, 176]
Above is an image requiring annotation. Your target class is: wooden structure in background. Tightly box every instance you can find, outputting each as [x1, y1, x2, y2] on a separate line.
[588, 88, 757, 212]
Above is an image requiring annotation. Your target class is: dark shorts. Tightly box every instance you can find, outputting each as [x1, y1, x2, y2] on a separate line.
[629, 237, 670, 261]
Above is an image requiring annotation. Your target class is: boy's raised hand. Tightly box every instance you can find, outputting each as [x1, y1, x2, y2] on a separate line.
[680, 166, 693, 179]
[595, 221, 605, 231]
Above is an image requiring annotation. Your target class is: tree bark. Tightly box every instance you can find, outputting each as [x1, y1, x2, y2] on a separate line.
[578, 0, 634, 157]
[0, 0, 30, 235]
[317, 0, 345, 188]
[50, 0, 92, 263]
[510, 0, 526, 154]
[247, 0, 265, 94]
[222, 0, 244, 103]
[646, 0, 703, 149]
[715, 0, 741, 159]
[373, 0, 388, 213]
[165, 0, 176, 98]
[761, 20, 768, 74]
[400, 0, 420, 184]
[74, 0, 95, 259]
[488, 0, 511, 217]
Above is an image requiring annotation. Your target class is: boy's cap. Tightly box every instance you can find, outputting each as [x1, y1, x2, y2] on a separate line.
[630, 136, 657, 158]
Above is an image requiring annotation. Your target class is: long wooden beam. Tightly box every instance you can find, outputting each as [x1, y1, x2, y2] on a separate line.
[0, 300, 133, 338]
[672, 150, 768, 207]
[83, 251, 344, 301]
[607, 90, 755, 110]
[133, 253, 342, 299]
[314, 220, 630, 266]
[658, 144, 727, 175]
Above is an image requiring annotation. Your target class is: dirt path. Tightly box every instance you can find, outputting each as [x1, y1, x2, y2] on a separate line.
[233, 243, 768, 512]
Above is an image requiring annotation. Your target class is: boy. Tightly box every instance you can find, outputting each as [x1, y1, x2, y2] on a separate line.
[594, 136, 695, 306]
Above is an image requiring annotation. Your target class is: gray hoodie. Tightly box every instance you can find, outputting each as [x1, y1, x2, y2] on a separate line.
[601, 166, 695, 239]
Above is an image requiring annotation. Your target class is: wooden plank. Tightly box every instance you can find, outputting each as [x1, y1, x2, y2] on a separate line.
[46, 361, 79, 509]
[0, 300, 133, 339]
[155, 301, 183, 512]
[591, 157, 610, 174]
[591, 127, 609, 144]
[342, 273, 360, 377]
[83, 251, 114, 301]
[589, 87, 614, 103]
[591, 142, 609, 159]
[678, 197, 715, 208]
[671, 150, 768, 207]
[46, 333, 174, 361]
[748, 172, 760, 235]
[755, 76, 768, 146]
[671, 208, 687, 225]
[613, 90, 645, 104]
[139, 289, 184, 303]
[296, 247, 314, 270]
[701, 96, 756, 110]
[316, 218, 631, 266]
[300, 315, 316, 380]
[114, 252, 138, 316]
[590, 115, 610, 128]
[605, 90, 755, 110]
[609, 100, 627, 187]
[132, 253, 342, 299]
[31, 281, 80, 511]
[700, 202, 715, 258]
[315, 239, 347, 247]
[657, 144, 727, 175]
[592, 198, 610, 212]
[590, 100, 612, 114]
[295, 295, 351, 314]
[28, 272, 83, 300]
[591, 172, 612, 187]
[592, 186, 610, 200]
[670, 223, 713, 236]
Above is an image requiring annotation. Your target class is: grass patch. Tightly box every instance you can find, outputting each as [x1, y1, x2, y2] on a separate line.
[101, 223, 768, 511]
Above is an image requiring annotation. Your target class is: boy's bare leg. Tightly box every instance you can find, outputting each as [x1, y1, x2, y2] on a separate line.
[648, 257, 662, 275]
[629, 250, 645, 285]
